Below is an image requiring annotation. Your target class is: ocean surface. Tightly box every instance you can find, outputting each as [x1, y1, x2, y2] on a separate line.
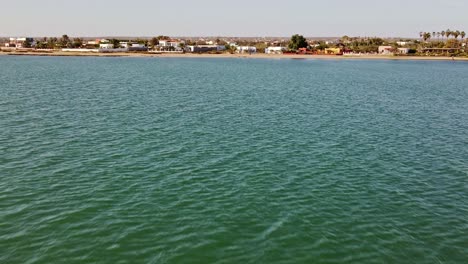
[1, 56, 468, 263]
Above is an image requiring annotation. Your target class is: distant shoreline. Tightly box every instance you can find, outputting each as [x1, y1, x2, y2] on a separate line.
[1, 51, 468, 61]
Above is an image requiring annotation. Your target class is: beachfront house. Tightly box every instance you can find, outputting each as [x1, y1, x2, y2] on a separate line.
[111, 42, 147, 51]
[157, 40, 185, 51]
[99, 43, 115, 49]
[8, 37, 34, 48]
[128, 43, 148, 51]
[236, 46, 257, 54]
[119, 42, 130, 48]
[397, 48, 410, 55]
[159, 40, 184, 48]
[186, 45, 225, 53]
[265, 46, 286, 54]
[131, 43, 146, 48]
[324, 48, 342, 55]
[378, 46, 393, 55]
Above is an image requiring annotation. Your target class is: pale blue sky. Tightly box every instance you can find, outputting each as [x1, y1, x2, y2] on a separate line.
[1, 0, 467, 37]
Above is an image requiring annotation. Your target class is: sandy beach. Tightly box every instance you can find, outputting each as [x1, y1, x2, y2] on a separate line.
[1, 51, 468, 61]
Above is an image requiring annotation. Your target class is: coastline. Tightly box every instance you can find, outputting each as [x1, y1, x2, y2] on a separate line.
[1, 51, 468, 61]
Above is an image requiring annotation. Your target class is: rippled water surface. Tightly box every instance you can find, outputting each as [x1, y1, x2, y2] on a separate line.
[1, 56, 468, 263]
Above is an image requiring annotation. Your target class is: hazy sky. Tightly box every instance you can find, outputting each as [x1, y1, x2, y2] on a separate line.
[1, 0, 467, 37]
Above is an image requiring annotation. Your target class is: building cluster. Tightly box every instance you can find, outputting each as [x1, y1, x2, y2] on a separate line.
[0, 36, 404, 55]
[2, 36, 284, 54]
[2, 36, 264, 54]
[1, 35, 466, 56]
[4, 38, 35, 48]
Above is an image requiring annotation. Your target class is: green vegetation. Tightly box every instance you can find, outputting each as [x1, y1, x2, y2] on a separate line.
[255, 42, 268, 54]
[415, 29, 467, 56]
[420, 29, 466, 42]
[288, 34, 308, 50]
[420, 32, 432, 42]
[22, 39, 32, 48]
[149, 37, 159, 49]
[3, 30, 466, 57]
[303, 29, 467, 56]
[59, 34, 71, 48]
[72, 38, 83, 48]
[224, 44, 235, 54]
[110, 39, 120, 48]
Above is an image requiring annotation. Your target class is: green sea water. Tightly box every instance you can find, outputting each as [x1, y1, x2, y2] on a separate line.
[1, 56, 468, 263]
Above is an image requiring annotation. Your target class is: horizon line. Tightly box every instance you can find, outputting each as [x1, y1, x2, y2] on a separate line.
[1, 35, 421, 39]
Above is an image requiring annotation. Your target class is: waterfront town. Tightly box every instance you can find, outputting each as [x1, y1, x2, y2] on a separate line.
[1, 30, 467, 58]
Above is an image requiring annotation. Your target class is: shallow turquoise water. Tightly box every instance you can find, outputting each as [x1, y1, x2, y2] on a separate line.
[1, 56, 468, 263]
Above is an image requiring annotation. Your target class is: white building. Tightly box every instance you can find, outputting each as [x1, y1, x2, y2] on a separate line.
[378, 46, 393, 55]
[8, 37, 35, 48]
[99, 43, 114, 49]
[159, 40, 184, 48]
[265, 46, 286, 54]
[128, 43, 147, 51]
[397, 48, 410, 54]
[236, 46, 257, 54]
[396, 41, 408, 46]
[186, 45, 225, 53]
[119, 42, 129, 48]
[117, 41, 147, 49]
[131, 43, 146, 48]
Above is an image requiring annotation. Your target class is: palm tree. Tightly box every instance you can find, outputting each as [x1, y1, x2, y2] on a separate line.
[436, 32, 441, 41]
[446, 29, 452, 39]
[432, 32, 436, 39]
[453, 30, 460, 40]
[441, 31, 446, 40]
[461, 31, 466, 41]
[423, 32, 431, 42]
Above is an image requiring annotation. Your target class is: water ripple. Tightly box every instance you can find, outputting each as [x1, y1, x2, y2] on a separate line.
[1, 57, 468, 263]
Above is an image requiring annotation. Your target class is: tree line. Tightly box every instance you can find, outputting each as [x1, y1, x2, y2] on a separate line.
[419, 30, 466, 41]
[35, 35, 83, 49]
